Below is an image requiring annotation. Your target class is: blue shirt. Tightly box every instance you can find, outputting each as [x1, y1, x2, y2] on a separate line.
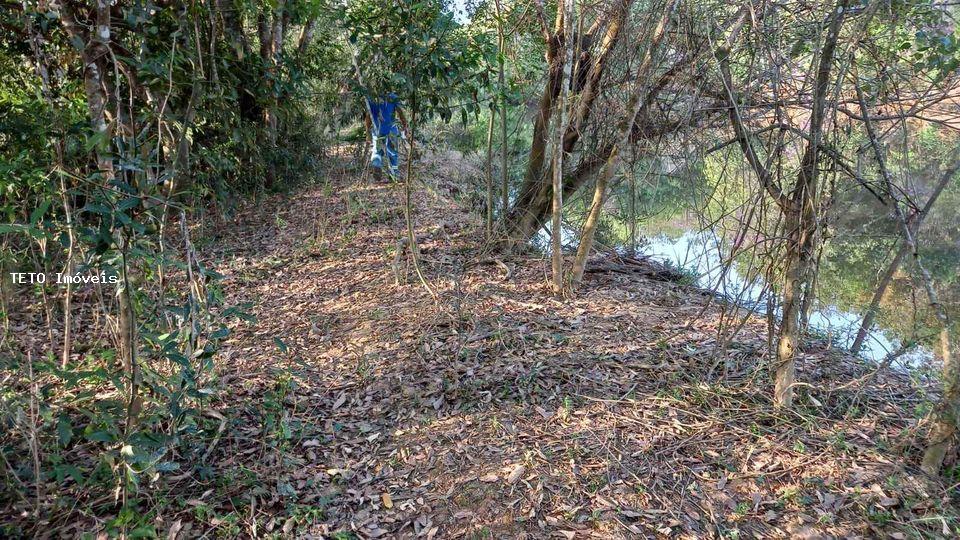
[367, 94, 400, 137]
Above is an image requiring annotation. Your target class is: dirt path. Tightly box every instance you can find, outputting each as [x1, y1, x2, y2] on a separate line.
[199, 157, 951, 539]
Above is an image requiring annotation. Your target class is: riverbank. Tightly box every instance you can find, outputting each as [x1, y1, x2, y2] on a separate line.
[194, 156, 955, 538]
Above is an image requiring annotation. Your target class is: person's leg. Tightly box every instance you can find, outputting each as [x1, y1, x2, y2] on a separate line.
[370, 132, 383, 169]
[385, 134, 399, 177]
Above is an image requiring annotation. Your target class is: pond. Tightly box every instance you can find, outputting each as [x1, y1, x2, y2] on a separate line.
[636, 229, 933, 366]
[538, 206, 955, 371]
[527, 137, 959, 371]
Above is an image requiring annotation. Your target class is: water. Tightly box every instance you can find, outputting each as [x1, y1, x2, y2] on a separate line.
[638, 231, 932, 367]
[536, 218, 933, 367]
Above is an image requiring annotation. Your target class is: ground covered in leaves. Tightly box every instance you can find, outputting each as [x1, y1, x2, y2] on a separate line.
[173, 153, 955, 539]
[5, 152, 959, 538]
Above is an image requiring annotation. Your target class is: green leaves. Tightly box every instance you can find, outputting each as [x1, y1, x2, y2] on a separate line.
[342, 0, 486, 122]
[57, 414, 73, 447]
[53, 463, 84, 485]
[29, 200, 51, 225]
[85, 429, 117, 444]
[0, 222, 45, 239]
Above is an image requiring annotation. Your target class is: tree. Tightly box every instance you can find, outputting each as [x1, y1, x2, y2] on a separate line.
[718, 0, 850, 407]
[551, 0, 575, 294]
[342, 0, 488, 294]
[569, 0, 677, 289]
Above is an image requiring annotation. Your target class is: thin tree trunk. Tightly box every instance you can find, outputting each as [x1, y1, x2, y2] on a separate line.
[799, 238, 826, 332]
[560, 0, 632, 155]
[51, 1, 115, 380]
[217, 0, 250, 58]
[272, 6, 285, 61]
[118, 233, 138, 399]
[26, 353, 41, 512]
[59, 172, 75, 369]
[551, 0, 574, 294]
[925, 326, 960, 474]
[298, 18, 317, 55]
[570, 147, 615, 287]
[53, 1, 114, 183]
[118, 231, 141, 509]
[521, 50, 563, 240]
[506, 0, 565, 242]
[772, 0, 848, 408]
[550, 133, 564, 293]
[262, 1, 285, 188]
[403, 107, 436, 298]
[30, 15, 76, 368]
[507, 0, 633, 241]
[851, 243, 908, 354]
[485, 107, 495, 236]
[205, 0, 220, 85]
[349, 45, 377, 179]
[900, 168, 958, 474]
[853, 74, 960, 474]
[851, 168, 954, 354]
[494, 0, 509, 217]
[629, 168, 637, 256]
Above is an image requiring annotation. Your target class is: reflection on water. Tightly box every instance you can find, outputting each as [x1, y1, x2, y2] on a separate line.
[536, 221, 932, 367]
[640, 231, 932, 367]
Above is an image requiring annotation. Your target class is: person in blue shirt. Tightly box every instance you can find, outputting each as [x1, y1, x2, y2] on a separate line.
[364, 93, 408, 178]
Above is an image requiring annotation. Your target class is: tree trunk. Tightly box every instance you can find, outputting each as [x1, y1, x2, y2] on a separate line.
[217, 0, 250, 58]
[775, 215, 803, 408]
[53, 1, 114, 182]
[485, 107, 495, 236]
[851, 243, 907, 354]
[118, 232, 140, 447]
[550, 135, 563, 293]
[261, 1, 285, 188]
[628, 166, 637, 255]
[494, 0, 509, 216]
[515, 43, 563, 240]
[29, 14, 76, 368]
[851, 167, 954, 354]
[850, 63, 960, 472]
[403, 106, 436, 298]
[570, 147, 615, 287]
[561, 0, 632, 155]
[551, 0, 575, 294]
[771, 0, 848, 408]
[298, 18, 317, 55]
[59, 173, 75, 369]
[506, 0, 633, 241]
[569, 0, 677, 288]
[923, 330, 960, 474]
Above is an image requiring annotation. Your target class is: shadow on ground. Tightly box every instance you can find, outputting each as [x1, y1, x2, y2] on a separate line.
[191, 154, 953, 539]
